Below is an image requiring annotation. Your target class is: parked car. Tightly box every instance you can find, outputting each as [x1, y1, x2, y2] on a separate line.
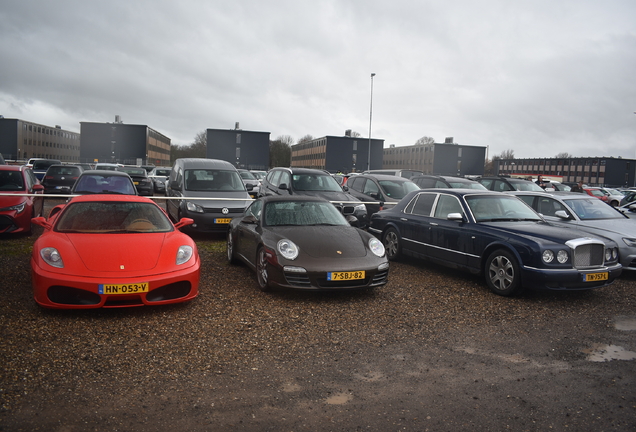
[30, 194, 200, 309]
[148, 167, 172, 194]
[478, 176, 545, 192]
[250, 170, 267, 180]
[599, 187, 624, 207]
[117, 166, 154, 196]
[73, 163, 94, 171]
[542, 181, 571, 192]
[227, 195, 389, 291]
[31, 159, 62, 180]
[583, 187, 611, 204]
[41, 164, 83, 194]
[238, 169, 261, 198]
[620, 190, 636, 206]
[346, 174, 421, 216]
[71, 170, 137, 196]
[166, 158, 253, 233]
[260, 167, 368, 228]
[0, 165, 44, 234]
[361, 169, 424, 179]
[411, 175, 487, 190]
[94, 163, 121, 171]
[509, 190, 636, 272]
[618, 202, 636, 219]
[369, 189, 621, 296]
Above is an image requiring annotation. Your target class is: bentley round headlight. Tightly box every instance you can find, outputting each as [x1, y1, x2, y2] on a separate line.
[41, 247, 64, 268]
[542, 250, 554, 263]
[557, 250, 569, 264]
[277, 239, 299, 260]
[369, 237, 385, 257]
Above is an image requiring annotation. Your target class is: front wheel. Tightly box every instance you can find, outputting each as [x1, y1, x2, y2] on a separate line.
[255, 247, 271, 292]
[382, 228, 402, 260]
[485, 249, 523, 296]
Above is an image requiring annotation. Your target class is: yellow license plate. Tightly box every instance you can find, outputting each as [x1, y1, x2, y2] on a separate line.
[215, 218, 232, 224]
[584, 272, 608, 282]
[328, 271, 365, 281]
[99, 282, 149, 295]
[133, 181, 139, 185]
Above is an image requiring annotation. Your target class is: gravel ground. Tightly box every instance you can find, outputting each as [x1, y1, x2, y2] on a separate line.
[1, 203, 636, 431]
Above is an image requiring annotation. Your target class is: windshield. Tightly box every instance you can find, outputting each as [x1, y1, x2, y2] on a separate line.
[378, 179, 421, 199]
[56, 201, 173, 233]
[73, 174, 136, 195]
[118, 167, 146, 176]
[239, 171, 257, 180]
[185, 169, 245, 192]
[292, 173, 343, 192]
[264, 200, 348, 226]
[563, 197, 625, 220]
[33, 160, 61, 170]
[512, 181, 545, 192]
[466, 195, 542, 222]
[0, 170, 25, 191]
[155, 169, 171, 176]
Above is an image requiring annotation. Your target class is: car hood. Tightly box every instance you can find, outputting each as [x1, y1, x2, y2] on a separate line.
[294, 190, 359, 203]
[481, 221, 608, 244]
[0, 194, 27, 208]
[269, 226, 368, 258]
[67, 233, 165, 271]
[567, 218, 636, 238]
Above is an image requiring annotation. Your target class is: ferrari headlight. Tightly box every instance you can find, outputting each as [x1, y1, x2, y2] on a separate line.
[186, 202, 204, 213]
[277, 239, 299, 260]
[176, 245, 193, 265]
[557, 250, 569, 264]
[41, 247, 64, 268]
[542, 250, 554, 263]
[369, 237, 385, 257]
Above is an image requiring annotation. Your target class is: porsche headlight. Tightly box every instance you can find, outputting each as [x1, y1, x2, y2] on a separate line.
[542, 250, 554, 263]
[176, 245, 194, 265]
[41, 247, 64, 268]
[369, 237, 385, 257]
[277, 239, 299, 260]
[186, 202, 204, 213]
[557, 250, 569, 264]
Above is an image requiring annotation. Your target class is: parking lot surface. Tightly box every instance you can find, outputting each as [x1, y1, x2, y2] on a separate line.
[1, 199, 635, 431]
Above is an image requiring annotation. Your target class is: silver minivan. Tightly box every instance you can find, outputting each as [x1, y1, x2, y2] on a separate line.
[166, 158, 252, 232]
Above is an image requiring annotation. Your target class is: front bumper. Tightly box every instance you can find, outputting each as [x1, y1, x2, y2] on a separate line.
[520, 263, 622, 291]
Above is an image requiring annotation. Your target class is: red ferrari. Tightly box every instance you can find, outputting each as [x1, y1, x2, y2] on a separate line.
[31, 195, 200, 309]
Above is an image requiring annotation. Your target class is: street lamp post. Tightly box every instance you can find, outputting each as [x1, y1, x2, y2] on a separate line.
[367, 73, 376, 171]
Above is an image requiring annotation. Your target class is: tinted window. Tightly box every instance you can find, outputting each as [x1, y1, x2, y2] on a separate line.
[410, 193, 436, 216]
[433, 195, 463, 218]
[56, 201, 172, 233]
[184, 169, 244, 192]
[0, 170, 25, 191]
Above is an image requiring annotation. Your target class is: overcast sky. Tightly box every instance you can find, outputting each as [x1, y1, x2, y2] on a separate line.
[1, 0, 635, 159]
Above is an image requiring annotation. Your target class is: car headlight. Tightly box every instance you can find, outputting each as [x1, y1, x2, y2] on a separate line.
[557, 250, 569, 264]
[623, 238, 636, 248]
[41, 247, 64, 268]
[277, 239, 299, 260]
[354, 203, 366, 212]
[176, 245, 194, 265]
[369, 237, 385, 257]
[186, 202, 204, 213]
[605, 248, 613, 262]
[4, 202, 27, 214]
[542, 250, 554, 263]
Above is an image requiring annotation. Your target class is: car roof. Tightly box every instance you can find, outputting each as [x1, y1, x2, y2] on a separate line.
[0, 165, 25, 172]
[79, 169, 131, 177]
[358, 173, 412, 181]
[67, 194, 156, 204]
[175, 158, 236, 170]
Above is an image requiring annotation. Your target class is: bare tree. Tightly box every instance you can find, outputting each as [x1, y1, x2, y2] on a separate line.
[270, 135, 293, 168]
[297, 134, 314, 144]
[350, 131, 362, 138]
[415, 136, 435, 146]
[555, 152, 573, 158]
[170, 130, 207, 162]
[497, 149, 515, 160]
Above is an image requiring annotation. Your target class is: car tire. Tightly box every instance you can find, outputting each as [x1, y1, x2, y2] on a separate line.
[485, 249, 523, 296]
[382, 227, 402, 260]
[227, 231, 238, 264]
[611, 200, 619, 207]
[255, 247, 271, 292]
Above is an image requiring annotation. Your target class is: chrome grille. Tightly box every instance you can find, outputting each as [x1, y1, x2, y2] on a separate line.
[572, 243, 604, 268]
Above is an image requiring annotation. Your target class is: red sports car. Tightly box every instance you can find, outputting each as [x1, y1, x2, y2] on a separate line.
[0, 165, 44, 234]
[31, 195, 200, 309]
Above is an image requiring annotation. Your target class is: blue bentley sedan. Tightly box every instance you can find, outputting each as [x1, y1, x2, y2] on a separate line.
[368, 189, 622, 296]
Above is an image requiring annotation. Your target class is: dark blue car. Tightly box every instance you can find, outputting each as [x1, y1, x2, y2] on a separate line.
[368, 189, 622, 296]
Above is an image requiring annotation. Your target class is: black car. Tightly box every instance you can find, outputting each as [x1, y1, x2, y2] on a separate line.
[41, 164, 83, 194]
[117, 166, 154, 196]
[346, 174, 421, 217]
[368, 189, 621, 296]
[260, 167, 368, 228]
[411, 175, 487, 190]
[31, 159, 62, 181]
[227, 195, 389, 291]
[478, 176, 545, 192]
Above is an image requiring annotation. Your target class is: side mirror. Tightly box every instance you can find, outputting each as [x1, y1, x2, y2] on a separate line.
[169, 180, 180, 190]
[31, 216, 52, 230]
[241, 215, 258, 225]
[174, 218, 194, 229]
[245, 184, 254, 191]
[554, 210, 570, 219]
[342, 185, 349, 192]
[447, 212, 465, 222]
[33, 184, 44, 192]
[279, 183, 288, 190]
